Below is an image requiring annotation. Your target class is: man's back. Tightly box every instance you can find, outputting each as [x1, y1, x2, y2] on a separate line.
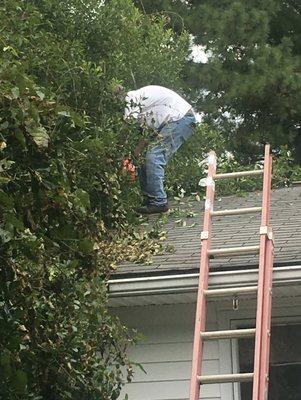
[125, 85, 191, 129]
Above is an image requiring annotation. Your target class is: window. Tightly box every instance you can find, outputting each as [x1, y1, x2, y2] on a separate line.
[238, 323, 301, 400]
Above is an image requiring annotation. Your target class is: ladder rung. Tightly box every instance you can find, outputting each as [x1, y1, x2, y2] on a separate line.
[214, 170, 263, 179]
[208, 245, 260, 257]
[211, 206, 262, 216]
[201, 328, 256, 340]
[198, 372, 254, 384]
[204, 286, 258, 297]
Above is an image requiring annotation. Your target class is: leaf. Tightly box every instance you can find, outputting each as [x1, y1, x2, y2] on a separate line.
[52, 224, 77, 240]
[11, 87, 20, 99]
[26, 124, 50, 148]
[0, 351, 12, 378]
[36, 90, 45, 100]
[135, 362, 147, 374]
[93, 242, 100, 250]
[0, 177, 11, 186]
[0, 121, 9, 130]
[19, 325, 28, 332]
[0, 189, 14, 208]
[15, 130, 26, 147]
[73, 189, 90, 213]
[58, 110, 71, 117]
[0, 159, 14, 172]
[3, 46, 18, 56]
[5, 213, 24, 230]
[14, 370, 27, 394]
[78, 238, 94, 254]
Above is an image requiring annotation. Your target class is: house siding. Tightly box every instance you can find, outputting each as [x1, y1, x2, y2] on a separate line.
[111, 289, 301, 400]
[112, 303, 221, 400]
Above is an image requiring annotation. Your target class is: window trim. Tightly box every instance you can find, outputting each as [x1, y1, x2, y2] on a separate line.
[218, 302, 301, 400]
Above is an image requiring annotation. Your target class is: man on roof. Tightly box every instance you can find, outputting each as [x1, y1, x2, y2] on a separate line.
[124, 85, 198, 215]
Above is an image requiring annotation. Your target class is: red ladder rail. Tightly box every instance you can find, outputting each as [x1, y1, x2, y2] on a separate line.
[252, 145, 274, 400]
[189, 151, 217, 400]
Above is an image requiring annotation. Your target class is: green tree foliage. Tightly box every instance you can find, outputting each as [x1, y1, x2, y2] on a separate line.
[135, 1, 301, 163]
[0, 0, 189, 398]
[195, 0, 301, 162]
[166, 126, 301, 198]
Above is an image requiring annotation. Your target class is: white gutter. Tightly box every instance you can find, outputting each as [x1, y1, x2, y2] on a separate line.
[108, 265, 301, 298]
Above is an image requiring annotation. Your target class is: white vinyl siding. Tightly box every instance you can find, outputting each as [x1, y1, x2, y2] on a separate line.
[112, 303, 221, 400]
[112, 279, 301, 400]
[111, 288, 301, 400]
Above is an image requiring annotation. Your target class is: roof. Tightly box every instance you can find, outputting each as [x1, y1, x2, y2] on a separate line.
[115, 186, 301, 278]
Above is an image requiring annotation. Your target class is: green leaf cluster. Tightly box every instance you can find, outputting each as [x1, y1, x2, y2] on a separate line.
[0, 0, 189, 398]
[166, 126, 301, 197]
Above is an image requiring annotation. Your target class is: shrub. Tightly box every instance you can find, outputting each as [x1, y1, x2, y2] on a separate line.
[0, 1, 189, 398]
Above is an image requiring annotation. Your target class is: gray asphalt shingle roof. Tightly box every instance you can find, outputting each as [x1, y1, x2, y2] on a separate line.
[116, 186, 301, 277]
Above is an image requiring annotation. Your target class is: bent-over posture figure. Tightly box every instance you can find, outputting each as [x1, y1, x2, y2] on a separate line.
[125, 85, 197, 214]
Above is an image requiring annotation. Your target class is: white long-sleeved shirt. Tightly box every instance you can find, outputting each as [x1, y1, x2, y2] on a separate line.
[125, 85, 192, 130]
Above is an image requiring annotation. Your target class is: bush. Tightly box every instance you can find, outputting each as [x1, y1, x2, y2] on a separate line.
[0, 1, 189, 398]
[166, 125, 301, 197]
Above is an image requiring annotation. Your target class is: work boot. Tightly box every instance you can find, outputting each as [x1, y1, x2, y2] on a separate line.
[135, 203, 169, 215]
[141, 197, 150, 207]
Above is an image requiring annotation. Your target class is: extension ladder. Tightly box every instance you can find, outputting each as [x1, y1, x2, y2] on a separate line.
[189, 144, 274, 400]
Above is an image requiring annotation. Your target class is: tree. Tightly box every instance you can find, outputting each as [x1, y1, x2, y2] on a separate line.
[0, 1, 189, 398]
[194, 0, 301, 161]
[135, 0, 301, 162]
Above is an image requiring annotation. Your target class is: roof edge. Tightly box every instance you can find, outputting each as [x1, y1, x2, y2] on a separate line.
[108, 265, 301, 301]
[112, 260, 301, 280]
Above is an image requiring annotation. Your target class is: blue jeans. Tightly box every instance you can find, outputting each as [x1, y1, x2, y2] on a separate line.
[138, 112, 197, 206]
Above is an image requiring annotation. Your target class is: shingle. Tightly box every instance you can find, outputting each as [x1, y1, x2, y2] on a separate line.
[116, 186, 301, 276]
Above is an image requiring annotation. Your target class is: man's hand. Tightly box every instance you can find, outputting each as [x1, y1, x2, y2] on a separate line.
[122, 158, 136, 181]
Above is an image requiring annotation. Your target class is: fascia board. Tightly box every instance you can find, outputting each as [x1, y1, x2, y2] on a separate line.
[108, 266, 301, 299]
